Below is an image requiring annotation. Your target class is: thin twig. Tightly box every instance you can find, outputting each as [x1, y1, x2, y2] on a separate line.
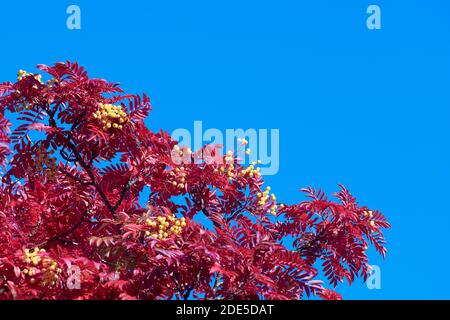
[40, 209, 89, 246]
[59, 168, 91, 186]
[46, 108, 117, 217]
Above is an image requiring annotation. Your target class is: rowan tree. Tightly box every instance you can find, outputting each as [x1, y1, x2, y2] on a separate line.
[0, 62, 390, 300]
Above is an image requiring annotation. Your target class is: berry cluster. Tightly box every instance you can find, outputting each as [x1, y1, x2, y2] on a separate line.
[216, 151, 237, 181]
[237, 138, 248, 146]
[21, 248, 62, 287]
[237, 138, 251, 155]
[144, 215, 186, 240]
[240, 160, 262, 178]
[172, 144, 192, 157]
[169, 166, 187, 190]
[17, 70, 43, 83]
[257, 186, 281, 215]
[33, 145, 58, 181]
[93, 103, 128, 131]
[363, 210, 376, 228]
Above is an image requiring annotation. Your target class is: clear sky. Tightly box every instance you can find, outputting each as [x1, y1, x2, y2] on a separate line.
[1, 0, 450, 299]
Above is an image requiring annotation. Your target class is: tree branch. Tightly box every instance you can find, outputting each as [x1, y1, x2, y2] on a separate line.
[46, 107, 117, 218]
[59, 167, 91, 186]
[113, 177, 137, 211]
[40, 209, 89, 246]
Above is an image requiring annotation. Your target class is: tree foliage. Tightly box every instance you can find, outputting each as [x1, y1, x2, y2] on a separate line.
[0, 62, 390, 300]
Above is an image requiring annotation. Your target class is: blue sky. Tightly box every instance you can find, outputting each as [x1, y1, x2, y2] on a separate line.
[1, 0, 450, 299]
